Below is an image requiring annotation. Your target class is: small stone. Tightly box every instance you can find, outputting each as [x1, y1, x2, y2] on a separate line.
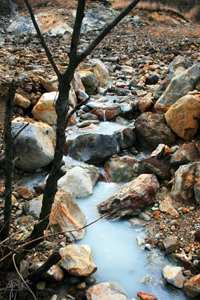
[163, 236, 178, 253]
[162, 265, 185, 288]
[145, 74, 159, 85]
[137, 291, 158, 300]
[15, 93, 31, 109]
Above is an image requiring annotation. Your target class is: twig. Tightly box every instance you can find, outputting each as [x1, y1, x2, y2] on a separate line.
[23, 0, 61, 78]
[12, 254, 37, 300]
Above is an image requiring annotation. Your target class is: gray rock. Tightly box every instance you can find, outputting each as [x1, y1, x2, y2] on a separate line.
[155, 64, 200, 112]
[12, 117, 55, 171]
[66, 122, 136, 164]
[135, 112, 175, 150]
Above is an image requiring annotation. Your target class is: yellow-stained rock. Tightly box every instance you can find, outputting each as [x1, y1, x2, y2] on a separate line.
[165, 93, 200, 141]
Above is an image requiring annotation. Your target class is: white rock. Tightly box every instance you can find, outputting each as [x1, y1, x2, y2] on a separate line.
[59, 244, 97, 277]
[58, 165, 99, 198]
[163, 265, 185, 288]
[12, 117, 55, 171]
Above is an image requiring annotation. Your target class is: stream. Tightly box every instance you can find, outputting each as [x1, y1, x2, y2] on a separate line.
[78, 182, 187, 300]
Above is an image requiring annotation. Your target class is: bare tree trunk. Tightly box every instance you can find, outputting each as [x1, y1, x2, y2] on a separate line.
[0, 81, 16, 240]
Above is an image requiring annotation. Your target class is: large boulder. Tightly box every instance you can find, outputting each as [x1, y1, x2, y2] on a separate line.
[135, 112, 175, 150]
[165, 93, 200, 141]
[171, 162, 200, 205]
[12, 117, 55, 171]
[98, 174, 159, 218]
[184, 274, 200, 298]
[32, 89, 77, 125]
[58, 164, 99, 198]
[155, 64, 200, 112]
[29, 190, 86, 241]
[65, 122, 136, 164]
[86, 282, 128, 300]
[59, 244, 97, 277]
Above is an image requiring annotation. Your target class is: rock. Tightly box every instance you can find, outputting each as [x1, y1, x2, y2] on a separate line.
[86, 95, 134, 121]
[59, 244, 97, 277]
[92, 59, 110, 88]
[138, 156, 171, 180]
[39, 72, 85, 96]
[163, 236, 179, 253]
[165, 93, 200, 141]
[171, 162, 200, 204]
[32, 89, 77, 125]
[49, 265, 64, 281]
[159, 196, 179, 218]
[162, 265, 185, 288]
[79, 70, 99, 95]
[66, 122, 136, 164]
[49, 190, 86, 240]
[58, 165, 99, 198]
[184, 274, 200, 298]
[155, 63, 200, 112]
[170, 142, 200, 167]
[14, 93, 31, 109]
[7, 11, 73, 36]
[12, 117, 55, 171]
[145, 74, 159, 85]
[104, 155, 139, 182]
[135, 112, 175, 150]
[137, 291, 157, 300]
[138, 93, 153, 112]
[98, 174, 159, 218]
[86, 282, 128, 300]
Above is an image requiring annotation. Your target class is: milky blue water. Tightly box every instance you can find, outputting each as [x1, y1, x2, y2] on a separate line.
[78, 182, 188, 300]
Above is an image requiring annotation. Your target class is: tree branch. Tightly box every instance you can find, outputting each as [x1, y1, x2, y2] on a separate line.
[78, 0, 140, 63]
[69, 0, 86, 61]
[23, 0, 61, 78]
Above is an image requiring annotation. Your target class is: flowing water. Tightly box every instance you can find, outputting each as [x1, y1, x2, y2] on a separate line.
[78, 182, 187, 300]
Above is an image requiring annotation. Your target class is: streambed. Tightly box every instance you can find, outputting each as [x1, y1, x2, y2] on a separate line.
[78, 182, 187, 300]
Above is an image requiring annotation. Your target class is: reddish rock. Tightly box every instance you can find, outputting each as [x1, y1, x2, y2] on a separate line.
[137, 291, 158, 300]
[98, 174, 160, 218]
